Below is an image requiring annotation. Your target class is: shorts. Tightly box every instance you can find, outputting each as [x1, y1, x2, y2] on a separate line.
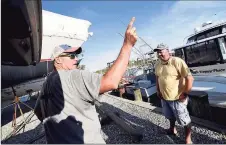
[161, 98, 191, 127]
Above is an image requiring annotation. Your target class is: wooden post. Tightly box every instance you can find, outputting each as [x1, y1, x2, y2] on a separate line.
[134, 88, 143, 101]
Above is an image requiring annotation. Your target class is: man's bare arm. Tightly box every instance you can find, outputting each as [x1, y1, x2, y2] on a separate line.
[178, 58, 194, 95]
[156, 76, 162, 99]
[99, 17, 138, 94]
[184, 75, 194, 94]
[156, 76, 160, 93]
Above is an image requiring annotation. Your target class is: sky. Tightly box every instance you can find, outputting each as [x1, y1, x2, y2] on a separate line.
[42, 1, 226, 72]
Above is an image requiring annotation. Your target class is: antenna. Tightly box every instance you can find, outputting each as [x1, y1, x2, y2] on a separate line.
[118, 18, 157, 67]
[117, 17, 154, 53]
[118, 32, 146, 60]
[138, 36, 153, 50]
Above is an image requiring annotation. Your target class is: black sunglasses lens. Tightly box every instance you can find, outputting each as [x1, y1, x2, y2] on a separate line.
[70, 54, 76, 59]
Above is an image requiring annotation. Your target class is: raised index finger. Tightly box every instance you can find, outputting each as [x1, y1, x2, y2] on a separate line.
[127, 17, 135, 30]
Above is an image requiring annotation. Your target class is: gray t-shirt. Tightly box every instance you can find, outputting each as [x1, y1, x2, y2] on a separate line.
[39, 69, 105, 144]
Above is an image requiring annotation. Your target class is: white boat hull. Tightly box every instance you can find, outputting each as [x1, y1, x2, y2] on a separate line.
[192, 74, 226, 108]
[1, 10, 92, 107]
[41, 10, 92, 60]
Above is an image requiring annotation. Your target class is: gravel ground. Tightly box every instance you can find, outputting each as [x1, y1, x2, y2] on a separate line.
[1, 100, 45, 144]
[1, 95, 226, 144]
[98, 95, 226, 144]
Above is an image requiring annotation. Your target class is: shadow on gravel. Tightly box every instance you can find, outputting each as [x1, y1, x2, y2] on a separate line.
[2, 101, 225, 144]
[97, 102, 184, 144]
[1, 122, 45, 144]
[134, 103, 226, 144]
[190, 124, 226, 144]
[1, 99, 37, 127]
[97, 101, 226, 144]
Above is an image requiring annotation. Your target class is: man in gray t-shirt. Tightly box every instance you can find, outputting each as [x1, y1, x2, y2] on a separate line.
[35, 17, 138, 144]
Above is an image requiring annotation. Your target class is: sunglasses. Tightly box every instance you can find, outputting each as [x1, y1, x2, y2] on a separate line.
[59, 53, 82, 59]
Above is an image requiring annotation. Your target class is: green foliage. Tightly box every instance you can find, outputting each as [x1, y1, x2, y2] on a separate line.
[95, 58, 157, 74]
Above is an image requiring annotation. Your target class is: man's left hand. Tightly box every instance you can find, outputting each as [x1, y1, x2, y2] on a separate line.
[179, 93, 187, 102]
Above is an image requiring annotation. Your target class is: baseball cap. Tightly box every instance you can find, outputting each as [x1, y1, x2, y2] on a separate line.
[154, 43, 169, 52]
[51, 44, 82, 60]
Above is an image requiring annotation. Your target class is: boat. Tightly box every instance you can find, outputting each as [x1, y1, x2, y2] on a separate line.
[123, 67, 156, 102]
[122, 20, 226, 125]
[173, 20, 226, 75]
[192, 74, 226, 108]
[172, 21, 226, 125]
[1, 4, 93, 108]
